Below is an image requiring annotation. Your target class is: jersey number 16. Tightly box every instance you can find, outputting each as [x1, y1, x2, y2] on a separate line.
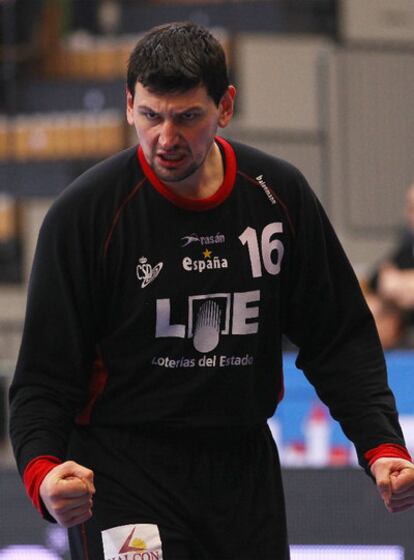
[239, 223, 284, 278]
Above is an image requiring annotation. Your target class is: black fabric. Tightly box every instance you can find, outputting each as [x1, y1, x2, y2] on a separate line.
[10, 139, 403, 477]
[68, 424, 290, 560]
[8, 138, 405, 559]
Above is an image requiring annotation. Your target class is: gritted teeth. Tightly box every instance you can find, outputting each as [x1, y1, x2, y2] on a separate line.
[158, 153, 184, 161]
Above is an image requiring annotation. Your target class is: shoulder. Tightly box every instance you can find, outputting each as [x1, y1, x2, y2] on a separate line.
[226, 138, 317, 209]
[58, 146, 139, 206]
[43, 146, 141, 231]
[228, 139, 306, 184]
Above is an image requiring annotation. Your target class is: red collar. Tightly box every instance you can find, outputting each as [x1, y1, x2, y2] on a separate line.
[137, 136, 236, 211]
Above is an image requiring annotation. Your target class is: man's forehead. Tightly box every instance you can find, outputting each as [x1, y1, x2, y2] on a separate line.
[134, 82, 211, 107]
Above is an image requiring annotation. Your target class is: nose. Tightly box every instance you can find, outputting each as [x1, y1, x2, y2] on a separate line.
[158, 119, 179, 150]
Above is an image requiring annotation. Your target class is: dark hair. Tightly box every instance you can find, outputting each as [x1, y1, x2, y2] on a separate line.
[127, 22, 229, 106]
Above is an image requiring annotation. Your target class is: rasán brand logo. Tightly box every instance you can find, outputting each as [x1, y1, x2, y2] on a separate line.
[181, 232, 225, 247]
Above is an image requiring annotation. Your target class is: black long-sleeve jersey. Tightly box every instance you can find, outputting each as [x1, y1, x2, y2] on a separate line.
[9, 137, 405, 477]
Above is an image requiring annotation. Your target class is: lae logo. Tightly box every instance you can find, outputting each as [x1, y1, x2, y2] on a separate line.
[156, 290, 260, 353]
[136, 256, 163, 288]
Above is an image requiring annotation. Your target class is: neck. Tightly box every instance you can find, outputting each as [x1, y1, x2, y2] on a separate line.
[164, 142, 224, 200]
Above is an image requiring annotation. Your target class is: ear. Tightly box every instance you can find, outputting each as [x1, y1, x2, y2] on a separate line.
[126, 88, 134, 125]
[218, 85, 236, 128]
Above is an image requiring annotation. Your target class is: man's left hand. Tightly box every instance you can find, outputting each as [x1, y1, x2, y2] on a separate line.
[371, 457, 414, 513]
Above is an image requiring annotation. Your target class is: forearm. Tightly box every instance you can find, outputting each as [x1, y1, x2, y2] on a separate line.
[296, 310, 407, 473]
[23, 455, 63, 520]
[9, 379, 84, 475]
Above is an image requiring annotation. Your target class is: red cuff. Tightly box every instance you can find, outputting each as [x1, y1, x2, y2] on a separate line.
[364, 443, 412, 467]
[23, 455, 62, 517]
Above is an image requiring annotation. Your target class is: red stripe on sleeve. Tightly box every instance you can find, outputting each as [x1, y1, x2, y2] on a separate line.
[364, 443, 412, 467]
[23, 455, 62, 518]
[76, 354, 109, 425]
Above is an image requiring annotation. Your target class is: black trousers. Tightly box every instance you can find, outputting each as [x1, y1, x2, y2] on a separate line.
[67, 424, 290, 560]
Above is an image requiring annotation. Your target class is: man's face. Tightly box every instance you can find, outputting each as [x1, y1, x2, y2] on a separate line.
[126, 83, 235, 186]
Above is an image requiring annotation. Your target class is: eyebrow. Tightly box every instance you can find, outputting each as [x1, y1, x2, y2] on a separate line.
[137, 105, 204, 115]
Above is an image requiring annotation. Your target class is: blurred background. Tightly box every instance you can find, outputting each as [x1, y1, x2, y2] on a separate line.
[1, 0, 414, 558]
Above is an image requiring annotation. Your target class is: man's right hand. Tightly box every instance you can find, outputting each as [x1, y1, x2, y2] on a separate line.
[39, 461, 95, 527]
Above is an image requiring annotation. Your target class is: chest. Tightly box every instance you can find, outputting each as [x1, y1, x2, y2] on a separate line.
[102, 187, 292, 338]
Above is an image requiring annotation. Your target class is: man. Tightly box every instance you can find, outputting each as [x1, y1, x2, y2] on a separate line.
[375, 183, 414, 310]
[367, 182, 414, 347]
[9, 21, 414, 560]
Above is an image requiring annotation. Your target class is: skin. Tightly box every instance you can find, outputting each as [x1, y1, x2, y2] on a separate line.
[370, 458, 414, 513]
[126, 82, 236, 199]
[39, 461, 95, 528]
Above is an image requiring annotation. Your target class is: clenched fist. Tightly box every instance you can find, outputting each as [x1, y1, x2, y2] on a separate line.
[39, 460, 95, 527]
[371, 457, 414, 513]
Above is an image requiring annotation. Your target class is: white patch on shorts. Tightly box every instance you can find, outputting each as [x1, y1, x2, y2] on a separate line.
[101, 523, 163, 560]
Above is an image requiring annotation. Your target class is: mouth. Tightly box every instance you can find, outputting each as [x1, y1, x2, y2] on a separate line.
[156, 151, 187, 168]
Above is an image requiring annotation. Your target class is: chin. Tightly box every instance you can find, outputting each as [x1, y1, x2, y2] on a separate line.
[157, 165, 199, 184]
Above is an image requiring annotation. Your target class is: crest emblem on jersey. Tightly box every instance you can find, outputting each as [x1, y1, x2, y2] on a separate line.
[136, 256, 163, 288]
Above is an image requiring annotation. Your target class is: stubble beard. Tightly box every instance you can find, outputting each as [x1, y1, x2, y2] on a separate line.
[151, 144, 208, 184]
[152, 158, 200, 184]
